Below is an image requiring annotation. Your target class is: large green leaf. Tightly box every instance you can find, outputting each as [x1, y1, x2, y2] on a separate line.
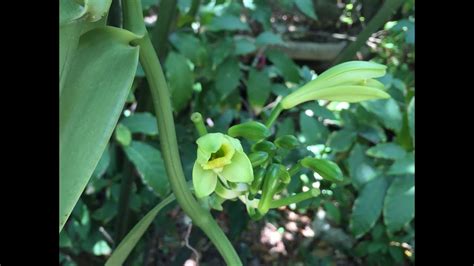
[350, 177, 388, 238]
[247, 68, 271, 109]
[383, 175, 414, 232]
[105, 194, 175, 266]
[60, 0, 85, 26]
[123, 141, 170, 197]
[60, 0, 114, 93]
[60, 21, 84, 94]
[165, 52, 194, 112]
[60, 0, 85, 94]
[215, 57, 242, 100]
[60, 27, 139, 231]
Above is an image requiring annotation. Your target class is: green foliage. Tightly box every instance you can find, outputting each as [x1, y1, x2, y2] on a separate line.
[60, 0, 414, 265]
[124, 141, 169, 197]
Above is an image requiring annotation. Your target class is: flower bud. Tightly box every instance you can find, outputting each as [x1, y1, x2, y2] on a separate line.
[300, 157, 343, 182]
[274, 135, 299, 150]
[248, 151, 269, 167]
[281, 61, 390, 109]
[228, 121, 271, 142]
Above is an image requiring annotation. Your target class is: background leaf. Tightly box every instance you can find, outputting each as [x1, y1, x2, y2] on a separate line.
[207, 14, 250, 31]
[361, 98, 403, 132]
[350, 177, 388, 238]
[327, 129, 357, 152]
[266, 50, 300, 83]
[383, 175, 414, 232]
[294, 0, 318, 20]
[366, 143, 406, 160]
[408, 96, 414, 141]
[121, 112, 159, 135]
[255, 31, 284, 46]
[299, 112, 329, 145]
[115, 123, 132, 146]
[124, 141, 170, 197]
[387, 152, 414, 175]
[165, 52, 194, 112]
[247, 68, 272, 109]
[234, 37, 257, 55]
[347, 144, 379, 189]
[215, 57, 242, 100]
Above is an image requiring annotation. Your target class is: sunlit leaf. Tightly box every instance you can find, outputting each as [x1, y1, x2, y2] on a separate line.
[350, 177, 388, 238]
[383, 175, 414, 232]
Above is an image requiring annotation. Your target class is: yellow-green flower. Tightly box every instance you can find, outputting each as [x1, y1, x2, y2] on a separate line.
[193, 133, 254, 198]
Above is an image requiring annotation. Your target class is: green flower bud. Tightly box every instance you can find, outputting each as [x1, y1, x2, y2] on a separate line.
[250, 167, 266, 195]
[258, 164, 281, 214]
[300, 157, 343, 182]
[192, 133, 254, 198]
[251, 140, 277, 154]
[274, 135, 299, 150]
[248, 151, 269, 167]
[280, 61, 390, 109]
[228, 121, 271, 142]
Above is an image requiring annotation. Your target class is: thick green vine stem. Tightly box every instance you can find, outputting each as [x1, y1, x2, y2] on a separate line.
[121, 1, 242, 265]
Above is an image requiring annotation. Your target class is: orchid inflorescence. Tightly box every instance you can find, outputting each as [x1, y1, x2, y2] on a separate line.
[191, 60, 389, 219]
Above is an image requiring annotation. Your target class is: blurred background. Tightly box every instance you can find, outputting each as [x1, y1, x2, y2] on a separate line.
[59, 0, 414, 265]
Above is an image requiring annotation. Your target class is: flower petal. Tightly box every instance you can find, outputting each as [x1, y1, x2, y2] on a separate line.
[192, 162, 218, 198]
[196, 133, 225, 165]
[215, 181, 242, 199]
[219, 151, 254, 183]
[224, 135, 243, 152]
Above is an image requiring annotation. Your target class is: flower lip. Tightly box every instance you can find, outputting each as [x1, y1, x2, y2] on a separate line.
[201, 141, 235, 170]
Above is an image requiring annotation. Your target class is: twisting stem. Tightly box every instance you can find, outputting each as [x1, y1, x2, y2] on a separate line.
[121, 1, 242, 265]
[288, 161, 302, 177]
[264, 102, 283, 128]
[191, 112, 208, 137]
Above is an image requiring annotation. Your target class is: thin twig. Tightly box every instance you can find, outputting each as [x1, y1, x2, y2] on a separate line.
[184, 224, 201, 265]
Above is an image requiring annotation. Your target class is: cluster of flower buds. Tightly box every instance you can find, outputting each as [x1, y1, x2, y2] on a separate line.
[191, 60, 389, 219]
[192, 121, 326, 219]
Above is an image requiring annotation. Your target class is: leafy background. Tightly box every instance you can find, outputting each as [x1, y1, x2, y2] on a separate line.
[60, 0, 414, 265]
